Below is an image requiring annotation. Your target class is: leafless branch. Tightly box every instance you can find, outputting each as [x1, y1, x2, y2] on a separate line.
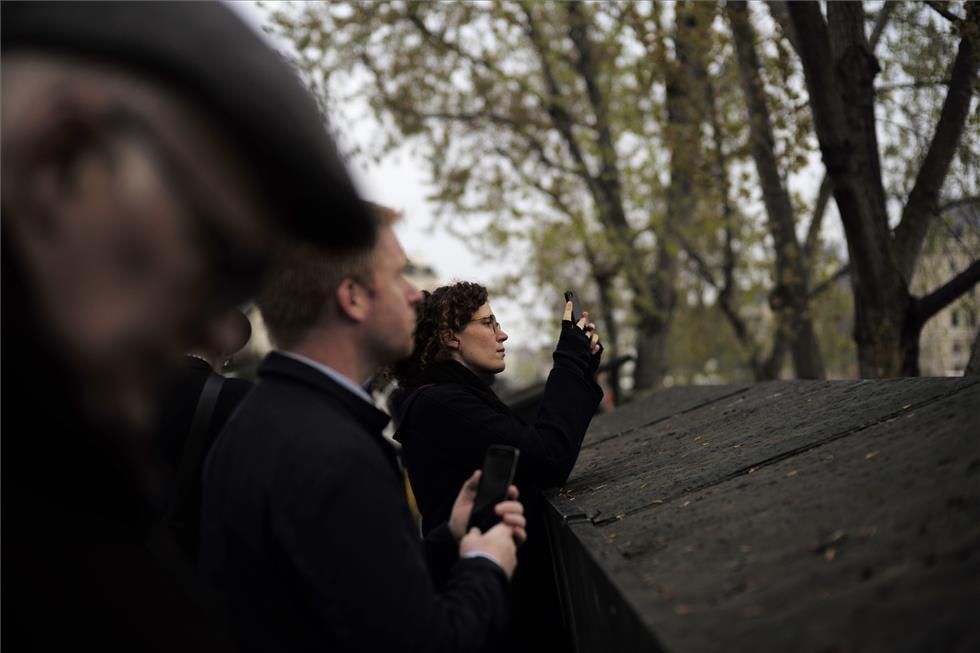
[925, 1, 964, 26]
[940, 196, 980, 214]
[803, 175, 832, 263]
[869, 2, 897, 49]
[917, 259, 980, 324]
[894, 0, 980, 279]
[877, 79, 950, 92]
[809, 264, 850, 299]
[404, 8, 547, 104]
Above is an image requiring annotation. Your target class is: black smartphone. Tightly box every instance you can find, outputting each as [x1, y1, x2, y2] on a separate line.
[564, 290, 580, 323]
[467, 445, 520, 533]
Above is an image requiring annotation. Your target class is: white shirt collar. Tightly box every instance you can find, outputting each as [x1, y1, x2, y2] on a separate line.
[277, 350, 375, 407]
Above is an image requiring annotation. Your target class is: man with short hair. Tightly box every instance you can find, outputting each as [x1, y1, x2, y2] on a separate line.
[2, 3, 375, 649]
[201, 205, 526, 652]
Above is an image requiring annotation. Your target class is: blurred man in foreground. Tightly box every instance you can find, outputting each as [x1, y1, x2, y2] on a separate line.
[2, 2, 373, 648]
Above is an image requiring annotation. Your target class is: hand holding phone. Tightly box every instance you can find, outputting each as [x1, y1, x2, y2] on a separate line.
[564, 290, 580, 324]
[467, 445, 520, 533]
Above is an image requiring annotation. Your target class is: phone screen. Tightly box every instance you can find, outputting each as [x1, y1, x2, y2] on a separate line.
[467, 445, 520, 533]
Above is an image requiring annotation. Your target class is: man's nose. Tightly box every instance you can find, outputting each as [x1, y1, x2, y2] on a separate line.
[497, 329, 508, 342]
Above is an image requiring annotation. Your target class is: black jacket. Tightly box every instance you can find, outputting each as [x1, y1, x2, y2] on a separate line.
[396, 321, 603, 652]
[2, 251, 237, 652]
[200, 352, 510, 653]
[156, 356, 254, 475]
[155, 356, 253, 561]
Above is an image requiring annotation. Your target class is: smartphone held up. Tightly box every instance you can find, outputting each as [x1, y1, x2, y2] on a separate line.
[564, 290, 581, 324]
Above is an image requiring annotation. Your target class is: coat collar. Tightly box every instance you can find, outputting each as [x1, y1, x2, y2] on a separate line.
[259, 351, 391, 435]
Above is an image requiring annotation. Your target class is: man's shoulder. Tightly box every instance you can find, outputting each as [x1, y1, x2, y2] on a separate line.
[241, 377, 366, 437]
[212, 380, 389, 491]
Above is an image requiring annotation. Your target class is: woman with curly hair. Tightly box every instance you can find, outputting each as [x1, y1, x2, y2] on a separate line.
[392, 281, 603, 652]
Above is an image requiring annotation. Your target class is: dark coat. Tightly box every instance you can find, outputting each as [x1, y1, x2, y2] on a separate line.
[396, 322, 603, 652]
[1, 252, 237, 652]
[155, 356, 253, 561]
[156, 356, 254, 474]
[200, 352, 510, 653]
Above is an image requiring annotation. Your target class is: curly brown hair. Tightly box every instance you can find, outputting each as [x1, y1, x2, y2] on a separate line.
[392, 281, 488, 386]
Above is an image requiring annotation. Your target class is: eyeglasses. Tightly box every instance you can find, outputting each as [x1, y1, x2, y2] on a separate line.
[468, 315, 502, 333]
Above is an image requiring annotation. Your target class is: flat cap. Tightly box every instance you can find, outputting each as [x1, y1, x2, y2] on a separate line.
[2, 1, 374, 251]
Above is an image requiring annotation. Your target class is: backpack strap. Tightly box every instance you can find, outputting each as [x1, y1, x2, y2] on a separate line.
[167, 371, 225, 522]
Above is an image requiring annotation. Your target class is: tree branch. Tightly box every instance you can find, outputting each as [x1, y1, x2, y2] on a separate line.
[803, 174, 833, 263]
[492, 145, 577, 217]
[404, 7, 547, 105]
[565, 0, 631, 235]
[893, 1, 980, 280]
[925, 1, 964, 26]
[519, 0, 650, 302]
[809, 264, 850, 299]
[916, 259, 980, 325]
[769, 0, 892, 60]
[787, 1, 897, 309]
[766, 2, 802, 59]
[869, 1, 897, 49]
[403, 107, 548, 131]
[876, 79, 950, 92]
[673, 229, 719, 290]
[518, 3, 599, 195]
[940, 195, 980, 214]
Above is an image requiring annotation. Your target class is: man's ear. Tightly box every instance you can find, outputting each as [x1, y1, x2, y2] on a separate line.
[335, 278, 369, 322]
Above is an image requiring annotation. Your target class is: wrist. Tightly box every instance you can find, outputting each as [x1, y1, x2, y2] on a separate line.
[462, 550, 503, 569]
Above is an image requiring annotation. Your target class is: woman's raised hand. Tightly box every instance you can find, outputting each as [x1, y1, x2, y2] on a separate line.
[563, 301, 602, 355]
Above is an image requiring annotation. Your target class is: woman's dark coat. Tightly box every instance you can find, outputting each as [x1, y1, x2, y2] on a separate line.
[396, 321, 603, 652]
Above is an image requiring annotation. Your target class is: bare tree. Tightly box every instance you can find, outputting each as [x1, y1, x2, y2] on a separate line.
[786, 1, 980, 376]
[726, 1, 825, 379]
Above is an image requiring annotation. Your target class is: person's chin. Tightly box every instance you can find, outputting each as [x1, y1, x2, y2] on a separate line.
[397, 339, 415, 361]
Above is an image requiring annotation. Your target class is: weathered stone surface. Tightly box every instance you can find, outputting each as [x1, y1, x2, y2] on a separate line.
[584, 384, 751, 446]
[547, 378, 980, 653]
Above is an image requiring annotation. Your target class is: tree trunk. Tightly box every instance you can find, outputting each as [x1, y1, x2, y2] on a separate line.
[634, 313, 671, 391]
[727, 1, 825, 379]
[787, 2, 908, 376]
[632, 1, 712, 393]
[592, 271, 623, 404]
[787, 1, 979, 377]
